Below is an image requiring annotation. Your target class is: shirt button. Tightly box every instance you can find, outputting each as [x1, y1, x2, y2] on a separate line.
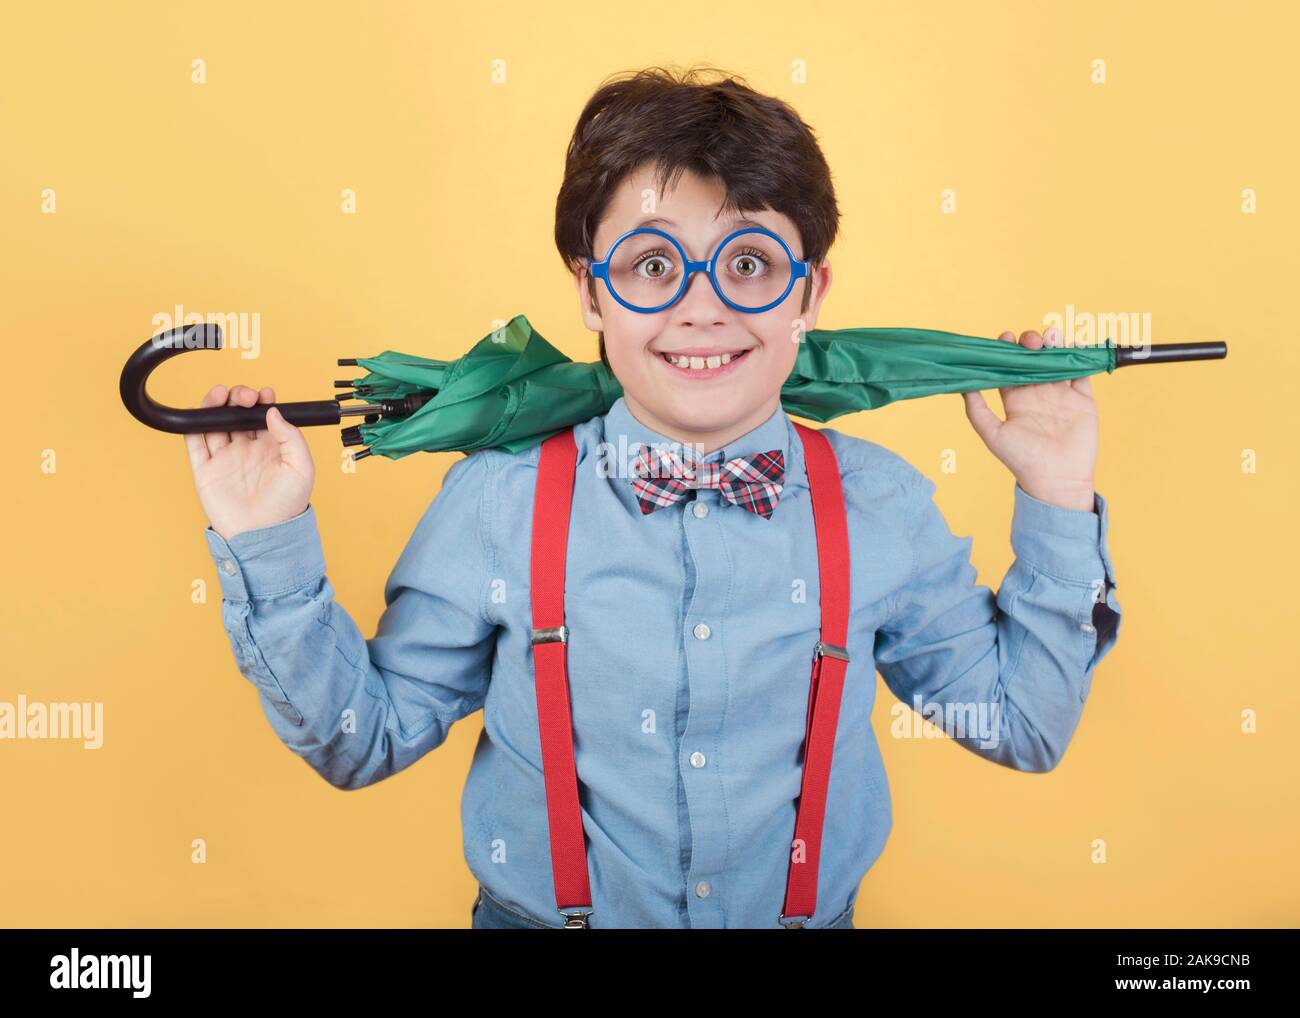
[689, 751, 706, 768]
[221, 559, 237, 576]
[693, 623, 711, 641]
[692, 501, 709, 518]
[695, 880, 711, 899]
[1080, 622, 1096, 634]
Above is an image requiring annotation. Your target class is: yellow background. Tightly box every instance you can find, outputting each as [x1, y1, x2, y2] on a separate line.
[2, 0, 1296, 927]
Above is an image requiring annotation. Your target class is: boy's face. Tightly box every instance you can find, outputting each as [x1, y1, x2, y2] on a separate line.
[575, 164, 832, 452]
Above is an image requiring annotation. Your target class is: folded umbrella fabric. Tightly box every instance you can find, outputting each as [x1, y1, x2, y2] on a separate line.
[345, 314, 1117, 459]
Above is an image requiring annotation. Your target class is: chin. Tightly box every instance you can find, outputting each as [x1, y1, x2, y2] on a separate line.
[657, 390, 763, 434]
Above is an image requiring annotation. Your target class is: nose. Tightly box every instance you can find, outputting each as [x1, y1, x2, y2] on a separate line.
[671, 265, 730, 322]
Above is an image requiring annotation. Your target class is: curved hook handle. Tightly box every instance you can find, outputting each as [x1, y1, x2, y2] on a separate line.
[119, 324, 344, 434]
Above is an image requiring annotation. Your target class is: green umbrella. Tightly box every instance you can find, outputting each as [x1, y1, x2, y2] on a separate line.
[119, 316, 1227, 458]
[335, 313, 1220, 460]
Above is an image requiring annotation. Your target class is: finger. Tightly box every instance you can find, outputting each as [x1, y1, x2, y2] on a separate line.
[1038, 328, 1075, 395]
[962, 389, 1002, 446]
[201, 384, 233, 456]
[263, 405, 313, 476]
[1018, 329, 1044, 350]
[184, 383, 229, 468]
[253, 386, 275, 439]
[183, 393, 213, 471]
[228, 384, 261, 442]
[996, 330, 1023, 402]
[1069, 373, 1094, 397]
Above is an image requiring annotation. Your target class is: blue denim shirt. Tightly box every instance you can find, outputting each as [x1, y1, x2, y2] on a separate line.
[204, 395, 1121, 929]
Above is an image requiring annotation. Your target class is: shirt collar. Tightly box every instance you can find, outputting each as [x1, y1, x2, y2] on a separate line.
[597, 395, 806, 517]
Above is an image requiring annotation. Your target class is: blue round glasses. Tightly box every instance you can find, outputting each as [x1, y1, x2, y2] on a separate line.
[588, 226, 811, 314]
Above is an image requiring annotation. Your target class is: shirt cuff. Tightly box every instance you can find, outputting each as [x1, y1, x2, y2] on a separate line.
[1010, 481, 1115, 589]
[204, 504, 327, 601]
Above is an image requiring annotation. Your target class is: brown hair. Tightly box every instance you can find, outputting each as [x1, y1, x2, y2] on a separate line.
[554, 65, 840, 370]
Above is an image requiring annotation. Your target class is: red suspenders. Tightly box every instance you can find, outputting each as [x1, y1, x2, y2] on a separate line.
[528, 421, 851, 929]
[528, 426, 590, 927]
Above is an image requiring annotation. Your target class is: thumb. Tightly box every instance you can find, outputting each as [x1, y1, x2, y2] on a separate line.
[961, 390, 1002, 448]
[264, 405, 312, 472]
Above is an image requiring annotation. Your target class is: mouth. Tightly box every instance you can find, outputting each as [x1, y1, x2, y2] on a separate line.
[653, 346, 755, 380]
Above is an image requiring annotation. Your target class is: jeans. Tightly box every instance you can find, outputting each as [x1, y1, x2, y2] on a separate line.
[471, 884, 856, 929]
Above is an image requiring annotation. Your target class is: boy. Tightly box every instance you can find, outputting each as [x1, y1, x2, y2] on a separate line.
[186, 66, 1121, 929]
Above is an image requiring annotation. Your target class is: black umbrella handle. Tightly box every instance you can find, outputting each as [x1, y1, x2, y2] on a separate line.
[1114, 341, 1227, 367]
[119, 323, 345, 434]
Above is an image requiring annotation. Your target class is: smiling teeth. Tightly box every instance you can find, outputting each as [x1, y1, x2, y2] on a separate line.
[667, 352, 736, 370]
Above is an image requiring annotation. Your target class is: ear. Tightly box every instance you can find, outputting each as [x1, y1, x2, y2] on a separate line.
[573, 261, 603, 332]
[796, 260, 833, 333]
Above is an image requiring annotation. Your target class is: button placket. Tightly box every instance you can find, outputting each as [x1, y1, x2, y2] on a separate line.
[680, 495, 731, 928]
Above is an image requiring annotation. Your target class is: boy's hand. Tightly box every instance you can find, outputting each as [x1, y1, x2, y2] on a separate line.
[184, 384, 316, 542]
[961, 327, 1098, 512]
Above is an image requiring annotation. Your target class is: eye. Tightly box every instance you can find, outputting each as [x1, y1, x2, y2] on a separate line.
[631, 248, 676, 281]
[728, 247, 771, 278]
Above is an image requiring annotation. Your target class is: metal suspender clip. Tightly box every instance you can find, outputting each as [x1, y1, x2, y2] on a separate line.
[531, 625, 568, 645]
[779, 913, 810, 928]
[813, 640, 850, 662]
[560, 909, 592, 928]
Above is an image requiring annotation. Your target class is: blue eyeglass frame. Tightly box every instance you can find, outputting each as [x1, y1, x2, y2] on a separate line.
[587, 226, 811, 315]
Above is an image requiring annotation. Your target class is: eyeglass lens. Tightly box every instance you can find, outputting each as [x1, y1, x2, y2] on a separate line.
[606, 232, 794, 310]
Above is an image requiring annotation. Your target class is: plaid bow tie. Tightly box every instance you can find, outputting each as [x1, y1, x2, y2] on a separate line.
[629, 442, 785, 519]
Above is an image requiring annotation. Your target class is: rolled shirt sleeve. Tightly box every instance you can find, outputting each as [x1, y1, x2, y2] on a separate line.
[873, 472, 1121, 772]
[1009, 481, 1121, 687]
[202, 452, 500, 789]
